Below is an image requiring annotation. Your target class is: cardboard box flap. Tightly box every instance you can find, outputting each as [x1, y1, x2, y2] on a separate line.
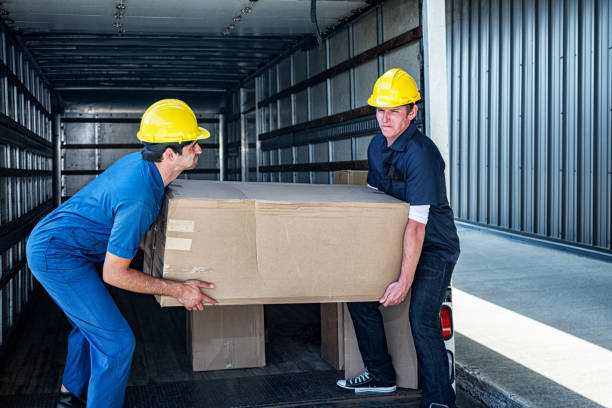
[168, 179, 249, 200]
[168, 180, 400, 205]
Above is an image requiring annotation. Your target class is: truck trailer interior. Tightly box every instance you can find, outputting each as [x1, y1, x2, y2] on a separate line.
[0, 0, 449, 406]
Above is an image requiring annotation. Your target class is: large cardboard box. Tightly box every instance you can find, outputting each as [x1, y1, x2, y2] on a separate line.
[145, 180, 410, 306]
[320, 170, 418, 389]
[187, 305, 265, 371]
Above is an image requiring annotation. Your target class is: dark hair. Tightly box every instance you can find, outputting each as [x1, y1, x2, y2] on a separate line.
[141, 141, 190, 162]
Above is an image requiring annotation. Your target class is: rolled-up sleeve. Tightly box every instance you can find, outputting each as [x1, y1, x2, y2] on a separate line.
[404, 147, 444, 206]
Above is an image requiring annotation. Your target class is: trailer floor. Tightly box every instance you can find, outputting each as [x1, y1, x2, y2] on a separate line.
[0, 284, 422, 407]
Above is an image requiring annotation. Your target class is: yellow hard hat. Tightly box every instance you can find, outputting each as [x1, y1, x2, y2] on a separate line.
[137, 99, 210, 144]
[367, 68, 421, 107]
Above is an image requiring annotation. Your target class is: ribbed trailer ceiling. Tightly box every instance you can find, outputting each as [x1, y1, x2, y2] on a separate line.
[1, 0, 371, 91]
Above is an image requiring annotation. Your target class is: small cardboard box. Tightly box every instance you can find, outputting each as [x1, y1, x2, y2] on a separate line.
[145, 180, 410, 306]
[320, 302, 345, 370]
[187, 305, 265, 371]
[333, 170, 369, 186]
[343, 300, 418, 389]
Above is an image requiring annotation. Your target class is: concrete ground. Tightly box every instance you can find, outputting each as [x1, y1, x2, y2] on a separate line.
[452, 222, 612, 408]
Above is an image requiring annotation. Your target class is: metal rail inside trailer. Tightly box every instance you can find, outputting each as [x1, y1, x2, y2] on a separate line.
[0, 1, 453, 406]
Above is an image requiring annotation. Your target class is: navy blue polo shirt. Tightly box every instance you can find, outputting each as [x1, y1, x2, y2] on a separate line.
[367, 123, 460, 263]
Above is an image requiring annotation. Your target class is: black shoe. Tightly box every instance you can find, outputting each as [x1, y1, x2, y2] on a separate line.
[336, 370, 396, 393]
[56, 392, 86, 408]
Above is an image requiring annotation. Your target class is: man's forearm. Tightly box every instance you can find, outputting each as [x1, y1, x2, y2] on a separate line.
[398, 219, 426, 289]
[104, 266, 182, 298]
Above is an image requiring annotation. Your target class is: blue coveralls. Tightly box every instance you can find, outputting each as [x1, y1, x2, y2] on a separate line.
[348, 122, 461, 408]
[26, 152, 165, 408]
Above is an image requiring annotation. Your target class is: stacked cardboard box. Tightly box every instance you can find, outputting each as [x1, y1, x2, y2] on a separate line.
[333, 169, 369, 186]
[186, 306, 265, 371]
[143, 179, 410, 372]
[321, 170, 418, 389]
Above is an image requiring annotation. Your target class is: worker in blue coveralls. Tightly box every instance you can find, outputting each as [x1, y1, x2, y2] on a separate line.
[26, 99, 217, 408]
[335, 69, 460, 408]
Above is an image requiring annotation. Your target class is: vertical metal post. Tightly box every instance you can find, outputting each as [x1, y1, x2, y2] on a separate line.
[268, 70, 275, 131]
[25, 65, 31, 132]
[288, 56, 296, 183]
[240, 87, 248, 182]
[328, 141, 333, 184]
[290, 55, 297, 126]
[292, 145, 297, 183]
[254, 76, 262, 182]
[277, 150, 281, 182]
[308, 144, 314, 184]
[0, 32, 7, 115]
[52, 113, 62, 207]
[276, 65, 281, 130]
[348, 23, 357, 166]
[325, 39, 333, 183]
[325, 38, 332, 117]
[94, 119, 100, 175]
[306, 48, 313, 184]
[18, 53, 24, 127]
[306, 50, 312, 121]
[376, 5, 384, 75]
[11, 45, 17, 122]
[218, 113, 225, 181]
[348, 23, 356, 110]
[422, 0, 451, 199]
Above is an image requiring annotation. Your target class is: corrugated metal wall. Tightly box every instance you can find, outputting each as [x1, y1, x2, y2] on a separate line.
[0, 25, 53, 346]
[57, 94, 223, 200]
[446, 0, 611, 253]
[249, 0, 423, 185]
[226, 86, 257, 181]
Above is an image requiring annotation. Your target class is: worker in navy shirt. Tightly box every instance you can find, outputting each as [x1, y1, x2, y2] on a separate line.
[336, 69, 460, 408]
[26, 99, 217, 408]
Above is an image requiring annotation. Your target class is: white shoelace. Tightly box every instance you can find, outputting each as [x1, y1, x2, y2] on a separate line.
[348, 370, 371, 385]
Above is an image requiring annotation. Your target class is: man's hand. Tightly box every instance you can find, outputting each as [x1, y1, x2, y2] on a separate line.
[103, 252, 217, 310]
[379, 218, 426, 308]
[380, 280, 409, 307]
[177, 280, 217, 311]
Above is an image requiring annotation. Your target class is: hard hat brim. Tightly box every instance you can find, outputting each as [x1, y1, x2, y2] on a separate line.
[136, 127, 211, 143]
[194, 127, 211, 141]
[368, 94, 422, 108]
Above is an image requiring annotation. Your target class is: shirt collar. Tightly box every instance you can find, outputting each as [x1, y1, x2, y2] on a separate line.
[145, 157, 165, 199]
[384, 122, 417, 152]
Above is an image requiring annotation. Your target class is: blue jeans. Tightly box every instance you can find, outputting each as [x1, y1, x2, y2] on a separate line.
[347, 254, 455, 408]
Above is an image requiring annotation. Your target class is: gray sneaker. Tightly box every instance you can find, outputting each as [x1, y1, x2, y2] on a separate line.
[336, 370, 397, 393]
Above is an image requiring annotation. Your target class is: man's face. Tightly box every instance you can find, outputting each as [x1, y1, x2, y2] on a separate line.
[375, 105, 416, 144]
[175, 140, 202, 170]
